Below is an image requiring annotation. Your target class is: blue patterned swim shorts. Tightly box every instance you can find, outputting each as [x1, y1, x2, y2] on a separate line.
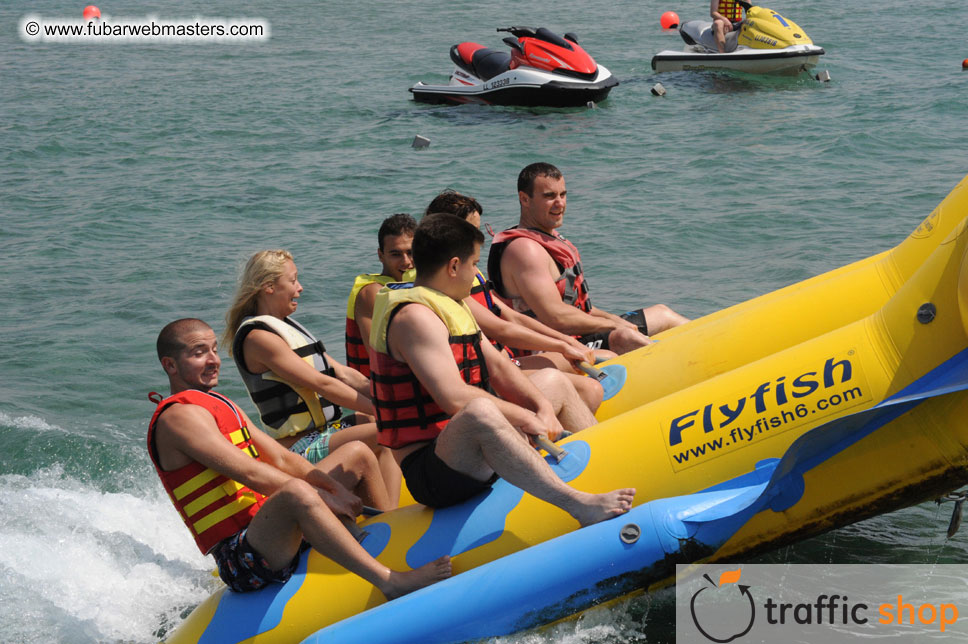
[288, 417, 354, 463]
[211, 528, 309, 593]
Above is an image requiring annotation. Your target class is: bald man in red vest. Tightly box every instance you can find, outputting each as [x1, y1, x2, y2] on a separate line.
[147, 318, 449, 596]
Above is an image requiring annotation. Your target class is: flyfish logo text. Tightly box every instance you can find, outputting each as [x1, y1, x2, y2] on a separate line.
[666, 352, 870, 471]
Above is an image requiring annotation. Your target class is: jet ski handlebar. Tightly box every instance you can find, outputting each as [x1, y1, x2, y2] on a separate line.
[496, 27, 579, 48]
[737, 0, 753, 9]
[497, 26, 538, 37]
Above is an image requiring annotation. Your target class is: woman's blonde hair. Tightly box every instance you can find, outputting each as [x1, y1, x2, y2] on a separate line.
[223, 249, 294, 355]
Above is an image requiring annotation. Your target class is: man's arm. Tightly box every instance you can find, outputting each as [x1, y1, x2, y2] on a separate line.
[388, 304, 562, 439]
[243, 329, 375, 415]
[495, 302, 596, 363]
[501, 238, 618, 336]
[587, 306, 640, 329]
[478, 337, 565, 440]
[240, 408, 363, 517]
[353, 282, 382, 359]
[155, 404, 360, 517]
[466, 296, 591, 364]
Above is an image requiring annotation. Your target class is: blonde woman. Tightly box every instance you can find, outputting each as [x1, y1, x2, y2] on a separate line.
[224, 250, 401, 508]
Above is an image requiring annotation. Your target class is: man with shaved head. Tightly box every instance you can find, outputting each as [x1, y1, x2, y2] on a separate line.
[147, 318, 450, 597]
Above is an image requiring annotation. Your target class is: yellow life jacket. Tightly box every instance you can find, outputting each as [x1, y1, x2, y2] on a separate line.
[370, 284, 481, 354]
[344, 270, 416, 376]
[345, 273, 398, 376]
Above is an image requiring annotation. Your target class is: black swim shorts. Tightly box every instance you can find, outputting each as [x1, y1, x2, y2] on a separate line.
[211, 528, 310, 593]
[400, 441, 498, 508]
[577, 309, 649, 350]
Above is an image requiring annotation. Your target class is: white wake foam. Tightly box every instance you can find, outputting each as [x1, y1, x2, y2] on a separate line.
[0, 465, 216, 643]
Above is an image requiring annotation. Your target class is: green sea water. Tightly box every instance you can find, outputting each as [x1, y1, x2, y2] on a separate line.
[2, 0, 967, 641]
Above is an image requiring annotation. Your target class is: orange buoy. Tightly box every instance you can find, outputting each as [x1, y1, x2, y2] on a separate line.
[83, 5, 101, 21]
[660, 11, 680, 30]
[963, 58, 968, 69]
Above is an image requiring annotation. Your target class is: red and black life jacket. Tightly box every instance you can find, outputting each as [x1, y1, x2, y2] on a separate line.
[487, 226, 592, 316]
[469, 271, 500, 312]
[369, 284, 489, 449]
[468, 270, 517, 359]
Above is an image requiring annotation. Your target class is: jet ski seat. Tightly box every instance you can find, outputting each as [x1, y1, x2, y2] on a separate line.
[699, 21, 743, 54]
[450, 43, 512, 81]
[686, 21, 742, 52]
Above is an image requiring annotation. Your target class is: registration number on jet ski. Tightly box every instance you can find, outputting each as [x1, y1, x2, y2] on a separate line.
[488, 78, 510, 89]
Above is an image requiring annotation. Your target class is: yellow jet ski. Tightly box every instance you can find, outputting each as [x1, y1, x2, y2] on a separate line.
[652, 1, 824, 74]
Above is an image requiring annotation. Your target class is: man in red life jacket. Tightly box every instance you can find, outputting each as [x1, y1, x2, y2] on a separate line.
[345, 214, 416, 377]
[148, 318, 449, 596]
[712, 0, 746, 53]
[487, 162, 689, 355]
[369, 214, 635, 525]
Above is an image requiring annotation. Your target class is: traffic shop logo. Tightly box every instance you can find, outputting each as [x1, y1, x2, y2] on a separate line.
[690, 569, 755, 643]
[681, 565, 962, 642]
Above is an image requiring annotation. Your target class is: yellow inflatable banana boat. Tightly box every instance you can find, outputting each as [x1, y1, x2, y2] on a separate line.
[166, 175, 968, 644]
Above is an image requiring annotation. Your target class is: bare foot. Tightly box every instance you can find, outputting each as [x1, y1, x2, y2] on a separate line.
[381, 555, 452, 600]
[571, 488, 636, 527]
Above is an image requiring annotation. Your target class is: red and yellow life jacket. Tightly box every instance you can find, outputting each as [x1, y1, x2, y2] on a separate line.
[147, 389, 267, 554]
[487, 226, 592, 315]
[717, 0, 743, 23]
[345, 273, 398, 377]
[369, 284, 489, 449]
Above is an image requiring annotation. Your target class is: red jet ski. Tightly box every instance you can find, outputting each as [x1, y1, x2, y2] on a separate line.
[410, 26, 619, 107]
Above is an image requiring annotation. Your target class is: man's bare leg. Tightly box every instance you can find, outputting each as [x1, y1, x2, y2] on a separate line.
[246, 478, 451, 599]
[606, 327, 653, 355]
[519, 354, 604, 413]
[317, 440, 391, 511]
[642, 304, 689, 335]
[524, 368, 597, 432]
[329, 420, 402, 508]
[607, 303, 688, 355]
[713, 19, 728, 53]
[435, 399, 635, 526]
[563, 372, 603, 414]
